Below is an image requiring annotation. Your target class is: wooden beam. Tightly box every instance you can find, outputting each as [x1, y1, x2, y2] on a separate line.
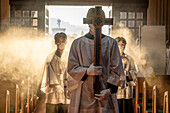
[148, 0, 169, 40]
[21, 80, 24, 113]
[155, 0, 158, 24]
[142, 81, 146, 113]
[164, 0, 168, 25]
[34, 94, 38, 107]
[157, 0, 161, 25]
[135, 79, 139, 113]
[148, 0, 151, 24]
[160, 0, 164, 25]
[5, 90, 10, 113]
[148, 0, 158, 25]
[15, 84, 19, 113]
[31, 78, 34, 112]
[27, 77, 30, 113]
[0, 0, 9, 30]
[148, 0, 155, 25]
[163, 91, 169, 113]
[153, 0, 157, 25]
[168, 0, 170, 41]
[152, 86, 156, 113]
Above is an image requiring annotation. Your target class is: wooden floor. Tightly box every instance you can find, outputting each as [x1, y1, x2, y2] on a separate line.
[34, 101, 46, 113]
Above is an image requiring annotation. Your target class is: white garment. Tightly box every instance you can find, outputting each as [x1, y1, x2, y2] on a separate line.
[41, 51, 69, 104]
[117, 53, 137, 99]
[137, 65, 154, 77]
[67, 35, 125, 113]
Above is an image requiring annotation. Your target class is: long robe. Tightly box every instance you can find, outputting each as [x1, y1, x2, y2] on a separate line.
[117, 53, 137, 99]
[116, 53, 136, 113]
[137, 65, 154, 77]
[67, 35, 125, 113]
[41, 51, 69, 104]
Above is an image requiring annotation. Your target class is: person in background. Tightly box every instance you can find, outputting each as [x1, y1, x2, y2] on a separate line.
[116, 37, 137, 113]
[40, 32, 69, 113]
[137, 54, 155, 77]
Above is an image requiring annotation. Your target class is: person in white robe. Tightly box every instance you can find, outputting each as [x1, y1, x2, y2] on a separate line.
[67, 8, 125, 113]
[115, 37, 137, 113]
[137, 54, 155, 77]
[40, 32, 69, 113]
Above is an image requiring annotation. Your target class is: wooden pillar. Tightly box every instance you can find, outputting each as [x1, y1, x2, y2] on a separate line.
[152, 86, 156, 113]
[112, 2, 115, 24]
[148, 0, 151, 24]
[153, 0, 157, 25]
[5, 90, 10, 113]
[142, 81, 146, 113]
[21, 80, 24, 113]
[0, 0, 9, 31]
[34, 94, 38, 107]
[164, 0, 168, 25]
[135, 79, 139, 113]
[31, 78, 34, 112]
[148, 0, 158, 25]
[27, 77, 30, 113]
[15, 84, 19, 113]
[157, 0, 161, 25]
[148, 0, 170, 41]
[38, 3, 45, 32]
[168, 0, 170, 41]
[160, 0, 164, 25]
[163, 91, 169, 113]
[34, 94, 37, 107]
[148, 0, 154, 25]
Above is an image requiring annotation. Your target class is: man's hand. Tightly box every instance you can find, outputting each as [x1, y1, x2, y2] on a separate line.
[94, 89, 111, 101]
[86, 63, 102, 76]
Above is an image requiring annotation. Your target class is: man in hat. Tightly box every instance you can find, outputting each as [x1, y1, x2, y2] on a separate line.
[67, 8, 125, 113]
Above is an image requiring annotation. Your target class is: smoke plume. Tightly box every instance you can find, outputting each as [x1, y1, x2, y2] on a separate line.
[0, 27, 72, 90]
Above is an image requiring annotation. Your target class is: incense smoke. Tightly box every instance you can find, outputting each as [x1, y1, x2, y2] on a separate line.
[111, 22, 147, 71]
[0, 27, 72, 90]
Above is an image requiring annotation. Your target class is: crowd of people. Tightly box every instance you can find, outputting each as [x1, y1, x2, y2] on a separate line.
[39, 7, 169, 113]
